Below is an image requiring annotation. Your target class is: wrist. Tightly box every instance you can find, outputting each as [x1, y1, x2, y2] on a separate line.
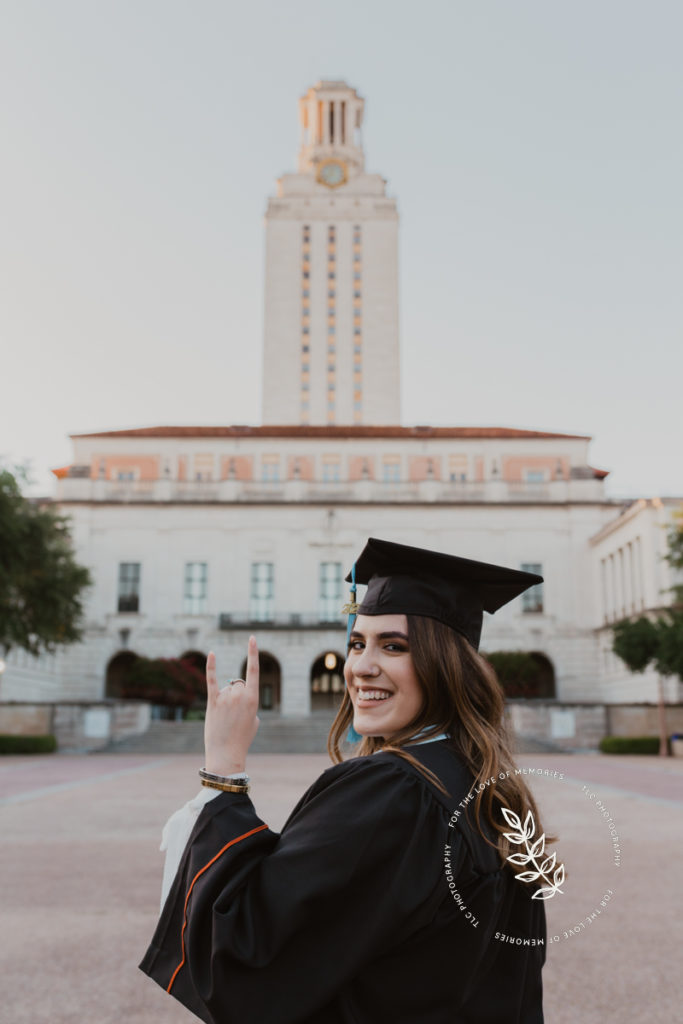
[205, 757, 247, 775]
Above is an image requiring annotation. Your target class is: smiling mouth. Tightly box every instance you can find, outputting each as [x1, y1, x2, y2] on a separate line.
[356, 688, 393, 705]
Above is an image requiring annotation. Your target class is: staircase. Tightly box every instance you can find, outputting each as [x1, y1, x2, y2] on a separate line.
[103, 716, 565, 756]
[103, 712, 339, 755]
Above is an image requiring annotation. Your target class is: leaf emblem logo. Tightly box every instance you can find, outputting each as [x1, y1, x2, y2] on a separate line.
[501, 806, 565, 900]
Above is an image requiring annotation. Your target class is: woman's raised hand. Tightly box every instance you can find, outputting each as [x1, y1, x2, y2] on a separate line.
[204, 636, 260, 776]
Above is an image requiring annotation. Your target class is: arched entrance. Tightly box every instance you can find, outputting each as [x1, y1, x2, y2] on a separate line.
[105, 651, 139, 699]
[529, 652, 556, 698]
[484, 650, 557, 699]
[240, 651, 281, 711]
[310, 651, 346, 711]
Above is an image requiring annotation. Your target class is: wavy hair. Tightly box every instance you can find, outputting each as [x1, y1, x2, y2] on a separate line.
[327, 614, 555, 869]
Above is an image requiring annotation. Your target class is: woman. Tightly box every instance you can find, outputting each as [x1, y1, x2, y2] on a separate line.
[140, 538, 550, 1023]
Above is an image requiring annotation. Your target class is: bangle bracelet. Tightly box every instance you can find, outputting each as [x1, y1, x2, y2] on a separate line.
[199, 768, 250, 786]
[201, 778, 251, 794]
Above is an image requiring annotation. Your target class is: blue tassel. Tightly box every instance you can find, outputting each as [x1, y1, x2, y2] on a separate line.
[345, 562, 360, 744]
[346, 723, 363, 743]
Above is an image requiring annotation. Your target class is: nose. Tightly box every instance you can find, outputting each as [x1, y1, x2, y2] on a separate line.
[351, 647, 380, 679]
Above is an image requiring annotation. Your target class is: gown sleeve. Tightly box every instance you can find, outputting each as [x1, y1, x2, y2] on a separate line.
[139, 755, 455, 1024]
[159, 787, 221, 913]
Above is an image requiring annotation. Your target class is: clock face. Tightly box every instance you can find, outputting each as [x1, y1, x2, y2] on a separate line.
[317, 160, 347, 188]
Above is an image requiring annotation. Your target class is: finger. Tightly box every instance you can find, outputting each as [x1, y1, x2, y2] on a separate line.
[246, 634, 259, 696]
[206, 651, 218, 701]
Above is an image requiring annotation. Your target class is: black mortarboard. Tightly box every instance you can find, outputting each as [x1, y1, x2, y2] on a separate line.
[345, 537, 543, 650]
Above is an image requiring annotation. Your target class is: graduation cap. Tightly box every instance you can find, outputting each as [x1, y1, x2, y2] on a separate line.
[344, 537, 543, 651]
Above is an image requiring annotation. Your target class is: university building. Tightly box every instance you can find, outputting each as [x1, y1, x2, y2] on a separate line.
[3, 81, 681, 738]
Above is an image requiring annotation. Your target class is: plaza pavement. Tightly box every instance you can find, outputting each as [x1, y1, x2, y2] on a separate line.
[1, 751, 681, 1024]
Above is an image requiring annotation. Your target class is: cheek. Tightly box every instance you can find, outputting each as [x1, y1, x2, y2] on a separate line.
[401, 671, 424, 713]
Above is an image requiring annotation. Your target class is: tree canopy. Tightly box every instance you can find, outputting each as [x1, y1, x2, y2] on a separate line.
[0, 468, 91, 656]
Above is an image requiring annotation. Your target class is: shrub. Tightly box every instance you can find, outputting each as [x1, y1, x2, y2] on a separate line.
[599, 736, 661, 755]
[184, 709, 206, 722]
[0, 734, 57, 754]
[484, 651, 546, 698]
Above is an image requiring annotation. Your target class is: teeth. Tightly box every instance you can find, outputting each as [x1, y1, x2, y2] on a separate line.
[358, 690, 391, 700]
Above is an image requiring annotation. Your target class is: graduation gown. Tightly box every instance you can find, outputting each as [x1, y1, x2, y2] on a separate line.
[140, 740, 546, 1023]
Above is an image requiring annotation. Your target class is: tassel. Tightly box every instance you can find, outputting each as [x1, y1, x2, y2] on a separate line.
[344, 562, 361, 744]
[346, 723, 363, 743]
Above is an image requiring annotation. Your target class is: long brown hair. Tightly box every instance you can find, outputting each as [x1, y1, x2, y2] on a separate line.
[327, 614, 555, 869]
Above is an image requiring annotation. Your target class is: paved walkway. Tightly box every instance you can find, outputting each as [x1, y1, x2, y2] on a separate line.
[1, 752, 681, 1023]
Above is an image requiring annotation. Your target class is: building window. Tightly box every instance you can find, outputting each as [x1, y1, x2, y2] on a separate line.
[382, 459, 401, 483]
[322, 459, 340, 482]
[319, 562, 342, 620]
[521, 563, 544, 613]
[184, 562, 208, 615]
[250, 562, 274, 621]
[262, 459, 280, 481]
[116, 471, 135, 482]
[525, 470, 546, 483]
[118, 563, 141, 613]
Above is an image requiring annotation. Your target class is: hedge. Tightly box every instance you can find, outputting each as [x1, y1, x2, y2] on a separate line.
[599, 736, 661, 755]
[0, 734, 57, 755]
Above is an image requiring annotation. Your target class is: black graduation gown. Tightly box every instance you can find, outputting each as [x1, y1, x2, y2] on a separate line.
[140, 740, 546, 1023]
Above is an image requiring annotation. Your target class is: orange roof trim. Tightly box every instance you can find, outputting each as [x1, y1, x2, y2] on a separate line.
[51, 465, 71, 479]
[71, 424, 592, 442]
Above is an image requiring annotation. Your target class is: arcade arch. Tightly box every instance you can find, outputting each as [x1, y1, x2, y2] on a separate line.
[310, 650, 346, 711]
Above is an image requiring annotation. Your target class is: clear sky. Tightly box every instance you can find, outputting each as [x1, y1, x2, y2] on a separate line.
[2, 0, 681, 499]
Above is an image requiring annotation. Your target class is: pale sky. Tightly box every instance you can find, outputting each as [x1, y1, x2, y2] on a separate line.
[2, 0, 681, 498]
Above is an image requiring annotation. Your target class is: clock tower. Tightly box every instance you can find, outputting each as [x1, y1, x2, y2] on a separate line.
[261, 81, 400, 426]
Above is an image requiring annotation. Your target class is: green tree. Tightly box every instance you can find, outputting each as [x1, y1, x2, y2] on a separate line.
[0, 468, 91, 657]
[612, 616, 659, 673]
[664, 508, 683, 606]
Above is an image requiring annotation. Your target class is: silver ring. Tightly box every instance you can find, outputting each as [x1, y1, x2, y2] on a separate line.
[227, 677, 247, 687]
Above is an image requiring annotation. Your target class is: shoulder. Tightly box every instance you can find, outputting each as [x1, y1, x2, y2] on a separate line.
[283, 751, 443, 829]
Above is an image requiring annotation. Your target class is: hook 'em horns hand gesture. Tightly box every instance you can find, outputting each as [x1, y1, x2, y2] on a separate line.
[204, 635, 261, 776]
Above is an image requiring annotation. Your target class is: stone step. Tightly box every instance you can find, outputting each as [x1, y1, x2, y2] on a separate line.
[102, 715, 339, 754]
[102, 718, 567, 756]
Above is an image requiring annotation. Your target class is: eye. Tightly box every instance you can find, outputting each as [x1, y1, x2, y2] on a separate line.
[347, 639, 365, 651]
[384, 642, 408, 653]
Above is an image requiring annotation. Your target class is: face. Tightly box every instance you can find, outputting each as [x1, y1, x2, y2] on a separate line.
[344, 614, 424, 738]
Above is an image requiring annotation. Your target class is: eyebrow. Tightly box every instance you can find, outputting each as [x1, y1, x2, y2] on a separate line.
[349, 630, 409, 641]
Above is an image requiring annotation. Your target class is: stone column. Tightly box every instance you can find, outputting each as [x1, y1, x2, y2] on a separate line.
[322, 99, 330, 144]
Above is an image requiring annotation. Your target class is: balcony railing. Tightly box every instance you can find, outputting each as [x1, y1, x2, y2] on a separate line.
[56, 476, 606, 505]
[218, 612, 346, 631]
